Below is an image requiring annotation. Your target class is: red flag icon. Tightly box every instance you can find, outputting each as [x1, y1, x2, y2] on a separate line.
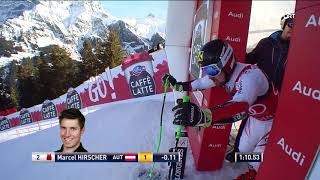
[125, 154, 136, 161]
[47, 153, 52, 160]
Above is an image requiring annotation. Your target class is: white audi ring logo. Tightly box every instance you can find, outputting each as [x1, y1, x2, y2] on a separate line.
[248, 104, 267, 116]
[272, 83, 279, 95]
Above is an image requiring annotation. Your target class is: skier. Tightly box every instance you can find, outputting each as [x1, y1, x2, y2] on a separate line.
[163, 39, 278, 179]
[55, 108, 88, 153]
[227, 13, 294, 167]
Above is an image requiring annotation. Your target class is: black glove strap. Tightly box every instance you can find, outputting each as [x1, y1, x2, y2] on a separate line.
[176, 80, 193, 91]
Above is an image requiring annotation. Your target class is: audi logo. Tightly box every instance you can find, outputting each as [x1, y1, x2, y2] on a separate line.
[248, 104, 267, 116]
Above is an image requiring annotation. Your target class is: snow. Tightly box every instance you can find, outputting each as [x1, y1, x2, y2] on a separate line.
[37, 36, 57, 47]
[123, 15, 166, 40]
[0, 119, 59, 143]
[308, 152, 320, 180]
[14, 51, 36, 59]
[0, 56, 12, 67]
[0, 0, 36, 24]
[64, 2, 84, 28]
[0, 93, 248, 180]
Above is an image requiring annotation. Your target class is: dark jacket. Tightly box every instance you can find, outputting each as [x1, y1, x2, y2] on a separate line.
[55, 143, 88, 152]
[246, 31, 290, 91]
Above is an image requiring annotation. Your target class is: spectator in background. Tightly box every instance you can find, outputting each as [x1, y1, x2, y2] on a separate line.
[55, 108, 88, 152]
[246, 13, 295, 91]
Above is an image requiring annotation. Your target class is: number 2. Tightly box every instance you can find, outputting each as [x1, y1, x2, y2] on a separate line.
[37, 155, 40, 160]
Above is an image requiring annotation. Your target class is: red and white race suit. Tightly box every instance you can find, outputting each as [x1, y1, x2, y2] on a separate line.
[190, 62, 278, 170]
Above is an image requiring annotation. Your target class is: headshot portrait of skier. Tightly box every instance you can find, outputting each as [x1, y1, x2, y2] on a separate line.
[56, 108, 88, 153]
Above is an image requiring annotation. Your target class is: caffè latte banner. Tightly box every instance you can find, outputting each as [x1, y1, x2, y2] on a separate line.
[2, 50, 170, 131]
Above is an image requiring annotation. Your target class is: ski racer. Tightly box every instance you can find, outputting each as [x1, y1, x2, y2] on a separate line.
[163, 39, 278, 179]
[229, 13, 294, 167]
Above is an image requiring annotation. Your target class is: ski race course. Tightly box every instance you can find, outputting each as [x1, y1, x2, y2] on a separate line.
[0, 93, 248, 180]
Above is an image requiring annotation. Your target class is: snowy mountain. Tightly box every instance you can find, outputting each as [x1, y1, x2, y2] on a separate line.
[0, 0, 165, 66]
[122, 13, 166, 40]
[0, 0, 39, 24]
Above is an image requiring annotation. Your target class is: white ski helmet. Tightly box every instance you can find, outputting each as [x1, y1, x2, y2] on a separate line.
[280, 13, 295, 29]
[198, 39, 236, 78]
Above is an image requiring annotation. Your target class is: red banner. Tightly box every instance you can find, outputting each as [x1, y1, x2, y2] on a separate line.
[188, 0, 252, 171]
[2, 50, 170, 132]
[257, 1, 320, 179]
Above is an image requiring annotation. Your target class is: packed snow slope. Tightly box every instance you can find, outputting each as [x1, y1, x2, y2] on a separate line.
[0, 93, 247, 180]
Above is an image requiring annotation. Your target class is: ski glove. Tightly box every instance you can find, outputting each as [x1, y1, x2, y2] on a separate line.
[172, 101, 212, 128]
[162, 74, 192, 92]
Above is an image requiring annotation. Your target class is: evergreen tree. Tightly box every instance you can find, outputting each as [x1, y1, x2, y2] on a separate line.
[34, 46, 83, 104]
[0, 36, 15, 57]
[6, 61, 19, 109]
[0, 69, 14, 111]
[69, 60, 84, 87]
[95, 38, 111, 72]
[76, 60, 87, 84]
[36, 53, 54, 101]
[105, 29, 125, 68]
[80, 39, 101, 78]
[18, 57, 38, 108]
[50, 45, 76, 97]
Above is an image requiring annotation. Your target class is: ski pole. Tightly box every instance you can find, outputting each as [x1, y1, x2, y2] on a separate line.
[168, 95, 189, 179]
[148, 76, 170, 178]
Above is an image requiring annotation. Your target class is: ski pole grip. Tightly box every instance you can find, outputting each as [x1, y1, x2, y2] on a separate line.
[176, 96, 190, 139]
[164, 77, 169, 93]
[182, 96, 190, 103]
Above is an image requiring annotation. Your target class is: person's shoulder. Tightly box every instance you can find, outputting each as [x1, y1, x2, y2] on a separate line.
[233, 63, 256, 79]
[268, 31, 283, 41]
[75, 143, 88, 152]
[80, 147, 88, 152]
[238, 63, 264, 78]
[255, 36, 272, 47]
[55, 145, 63, 152]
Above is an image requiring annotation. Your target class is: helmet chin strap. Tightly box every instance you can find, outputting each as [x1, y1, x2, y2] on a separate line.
[224, 62, 237, 82]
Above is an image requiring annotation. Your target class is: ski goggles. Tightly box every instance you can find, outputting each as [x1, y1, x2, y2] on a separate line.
[201, 64, 222, 77]
[287, 19, 294, 28]
[196, 51, 222, 77]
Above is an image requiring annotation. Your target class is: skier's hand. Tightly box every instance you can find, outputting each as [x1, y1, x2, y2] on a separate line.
[162, 74, 192, 92]
[162, 74, 177, 87]
[172, 101, 212, 128]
